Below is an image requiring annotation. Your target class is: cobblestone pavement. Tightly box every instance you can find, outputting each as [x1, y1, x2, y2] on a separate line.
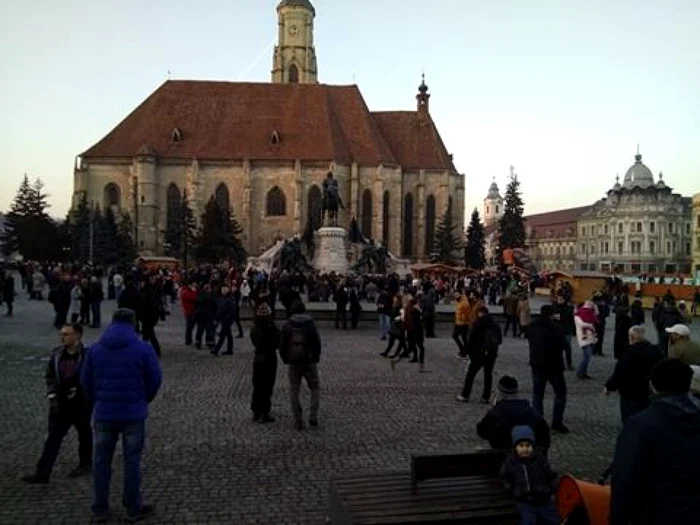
[1, 290, 697, 524]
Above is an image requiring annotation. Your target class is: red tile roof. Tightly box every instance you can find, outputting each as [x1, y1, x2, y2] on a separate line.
[81, 80, 455, 172]
[524, 206, 590, 238]
[371, 111, 457, 171]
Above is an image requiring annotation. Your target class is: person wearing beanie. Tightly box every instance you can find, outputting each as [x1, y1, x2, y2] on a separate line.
[477, 376, 551, 451]
[499, 425, 560, 525]
[249, 301, 280, 423]
[611, 359, 700, 525]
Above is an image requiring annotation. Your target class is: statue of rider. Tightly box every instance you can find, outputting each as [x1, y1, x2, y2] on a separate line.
[322, 171, 344, 227]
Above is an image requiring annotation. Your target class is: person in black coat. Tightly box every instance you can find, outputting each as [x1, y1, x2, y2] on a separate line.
[333, 284, 349, 330]
[610, 360, 700, 525]
[630, 299, 645, 326]
[137, 277, 162, 357]
[613, 307, 633, 360]
[212, 285, 236, 356]
[526, 305, 570, 434]
[194, 283, 217, 349]
[477, 376, 551, 452]
[348, 286, 362, 329]
[552, 295, 575, 370]
[456, 307, 502, 403]
[249, 302, 280, 423]
[2, 271, 15, 316]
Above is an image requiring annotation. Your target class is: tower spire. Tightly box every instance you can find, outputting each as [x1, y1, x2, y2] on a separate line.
[416, 73, 430, 113]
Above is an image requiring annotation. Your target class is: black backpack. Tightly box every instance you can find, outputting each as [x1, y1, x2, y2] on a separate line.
[287, 325, 310, 364]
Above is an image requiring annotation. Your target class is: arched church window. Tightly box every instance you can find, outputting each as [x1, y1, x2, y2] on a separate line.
[171, 128, 183, 142]
[215, 183, 230, 212]
[270, 130, 281, 145]
[103, 183, 121, 210]
[403, 193, 414, 258]
[496, 205, 499, 214]
[288, 64, 299, 83]
[307, 185, 322, 229]
[361, 189, 373, 238]
[382, 191, 390, 246]
[166, 183, 182, 234]
[425, 195, 436, 255]
[266, 186, 286, 216]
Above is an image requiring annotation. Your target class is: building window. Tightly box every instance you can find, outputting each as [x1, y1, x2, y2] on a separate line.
[402, 193, 414, 257]
[307, 185, 322, 230]
[581, 226, 585, 236]
[648, 264, 657, 274]
[215, 183, 230, 212]
[636, 221, 642, 233]
[425, 195, 436, 255]
[631, 263, 641, 274]
[361, 189, 373, 238]
[666, 241, 671, 254]
[604, 242, 609, 254]
[650, 241, 655, 254]
[686, 242, 691, 255]
[382, 191, 390, 246]
[266, 186, 286, 216]
[496, 205, 499, 214]
[288, 64, 299, 83]
[686, 223, 691, 235]
[617, 223, 623, 234]
[103, 183, 121, 210]
[668, 222, 674, 233]
[618, 242, 623, 254]
[590, 244, 595, 254]
[171, 128, 183, 142]
[569, 246, 574, 255]
[581, 243, 586, 254]
[650, 221, 655, 233]
[604, 224, 608, 235]
[166, 183, 182, 241]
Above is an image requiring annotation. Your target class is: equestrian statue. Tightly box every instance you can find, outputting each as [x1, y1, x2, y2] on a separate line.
[321, 171, 345, 227]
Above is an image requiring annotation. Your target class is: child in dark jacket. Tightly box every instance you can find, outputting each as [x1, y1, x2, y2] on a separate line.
[500, 425, 560, 525]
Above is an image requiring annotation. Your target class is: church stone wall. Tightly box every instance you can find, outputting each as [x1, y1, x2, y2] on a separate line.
[80, 162, 132, 213]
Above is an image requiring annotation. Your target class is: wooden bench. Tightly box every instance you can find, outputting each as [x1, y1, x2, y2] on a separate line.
[328, 450, 518, 524]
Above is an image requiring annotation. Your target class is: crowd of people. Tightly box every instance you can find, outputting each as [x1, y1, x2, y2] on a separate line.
[5, 259, 700, 524]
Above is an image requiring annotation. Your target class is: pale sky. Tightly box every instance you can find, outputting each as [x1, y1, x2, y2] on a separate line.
[1, 0, 699, 220]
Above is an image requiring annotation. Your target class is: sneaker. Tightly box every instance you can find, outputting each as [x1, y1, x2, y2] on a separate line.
[68, 465, 92, 478]
[551, 422, 571, 434]
[308, 418, 318, 428]
[293, 420, 304, 431]
[21, 473, 49, 484]
[125, 504, 154, 523]
[455, 395, 469, 403]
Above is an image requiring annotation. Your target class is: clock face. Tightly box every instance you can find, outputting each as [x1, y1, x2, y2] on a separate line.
[288, 24, 299, 36]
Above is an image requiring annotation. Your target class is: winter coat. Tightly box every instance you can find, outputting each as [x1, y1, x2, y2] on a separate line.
[517, 299, 531, 327]
[80, 322, 162, 421]
[611, 395, 700, 525]
[574, 314, 598, 347]
[70, 285, 82, 314]
[613, 314, 633, 360]
[279, 313, 322, 365]
[630, 302, 645, 326]
[250, 321, 280, 365]
[454, 298, 470, 326]
[405, 306, 424, 341]
[2, 276, 15, 302]
[195, 290, 217, 320]
[466, 314, 502, 358]
[216, 294, 238, 326]
[605, 341, 663, 401]
[46, 344, 89, 408]
[668, 339, 700, 366]
[477, 398, 551, 450]
[503, 294, 518, 316]
[180, 287, 198, 318]
[500, 451, 558, 505]
[526, 317, 568, 375]
[32, 272, 46, 293]
[551, 302, 575, 336]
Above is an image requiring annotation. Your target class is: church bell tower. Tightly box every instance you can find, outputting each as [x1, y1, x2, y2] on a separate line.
[272, 0, 318, 84]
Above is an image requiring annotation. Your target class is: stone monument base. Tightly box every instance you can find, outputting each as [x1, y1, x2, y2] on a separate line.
[313, 227, 348, 275]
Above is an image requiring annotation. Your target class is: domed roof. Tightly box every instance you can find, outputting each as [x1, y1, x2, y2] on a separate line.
[656, 171, 666, 189]
[277, 0, 315, 14]
[622, 153, 655, 189]
[487, 180, 501, 199]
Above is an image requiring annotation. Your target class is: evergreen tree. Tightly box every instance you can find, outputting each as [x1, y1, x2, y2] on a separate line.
[68, 196, 91, 262]
[430, 203, 463, 265]
[163, 193, 197, 265]
[465, 208, 486, 269]
[497, 173, 526, 263]
[196, 197, 247, 267]
[99, 206, 121, 266]
[116, 213, 137, 264]
[1, 174, 34, 256]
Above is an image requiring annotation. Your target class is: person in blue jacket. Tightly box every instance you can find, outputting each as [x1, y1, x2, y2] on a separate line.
[81, 308, 162, 524]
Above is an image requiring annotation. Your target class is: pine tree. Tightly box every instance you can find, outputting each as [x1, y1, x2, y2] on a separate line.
[430, 203, 463, 265]
[163, 192, 197, 265]
[1, 174, 34, 256]
[116, 213, 137, 264]
[465, 208, 486, 269]
[498, 173, 526, 263]
[99, 206, 121, 266]
[68, 196, 91, 262]
[196, 197, 247, 266]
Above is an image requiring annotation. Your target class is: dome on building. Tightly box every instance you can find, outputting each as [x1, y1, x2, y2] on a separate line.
[277, 0, 315, 13]
[612, 174, 622, 191]
[487, 180, 501, 199]
[656, 171, 666, 189]
[622, 153, 655, 189]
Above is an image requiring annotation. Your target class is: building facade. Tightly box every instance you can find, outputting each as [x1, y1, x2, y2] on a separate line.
[693, 193, 700, 279]
[524, 207, 590, 272]
[71, 0, 464, 260]
[576, 153, 692, 275]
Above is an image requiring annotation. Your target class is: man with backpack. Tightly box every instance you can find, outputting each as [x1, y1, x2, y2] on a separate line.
[280, 300, 322, 430]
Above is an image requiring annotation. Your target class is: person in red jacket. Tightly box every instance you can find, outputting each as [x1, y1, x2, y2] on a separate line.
[180, 281, 199, 346]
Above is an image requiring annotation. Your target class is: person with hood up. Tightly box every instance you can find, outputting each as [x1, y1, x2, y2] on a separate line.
[499, 425, 560, 525]
[80, 309, 162, 523]
[456, 306, 503, 403]
[574, 300, 598, 380]
[279, 300, 322, 430]
[610, 359, 700, 525]
[476, 376, 551, 452]
[250, 302, 280, 423]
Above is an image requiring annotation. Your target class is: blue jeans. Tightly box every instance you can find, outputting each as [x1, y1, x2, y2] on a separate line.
[92, 420, 145, 517]
[531, 368, 567, 425]
[379, 314, 390, 338]
[517, 501, 560, 525]
[91, 301, 102, 327]
[576, 343, 594, 376]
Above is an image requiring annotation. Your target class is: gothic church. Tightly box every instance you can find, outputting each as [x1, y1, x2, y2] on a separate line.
[72, 0, 464, 260]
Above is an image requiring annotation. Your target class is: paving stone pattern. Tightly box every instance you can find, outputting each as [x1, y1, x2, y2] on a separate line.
[1, 290, 696, 524]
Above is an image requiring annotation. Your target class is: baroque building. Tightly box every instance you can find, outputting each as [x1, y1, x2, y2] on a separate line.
[692, 193, 700, 279]
[71, 0, 464, 260]
[524, 206, 590, 272]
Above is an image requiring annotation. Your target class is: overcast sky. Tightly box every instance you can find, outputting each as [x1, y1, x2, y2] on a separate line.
[1, 0, 699, 220]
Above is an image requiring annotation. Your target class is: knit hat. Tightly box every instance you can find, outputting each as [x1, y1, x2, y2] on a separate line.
[651, 359, 693, 394]
[511, 425, 535, 446]
[498, 375, 519, 396]
[256, 302, 272, 317]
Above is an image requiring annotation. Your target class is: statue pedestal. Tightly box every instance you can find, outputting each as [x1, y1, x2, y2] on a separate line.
[313, 227, 348, 275]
